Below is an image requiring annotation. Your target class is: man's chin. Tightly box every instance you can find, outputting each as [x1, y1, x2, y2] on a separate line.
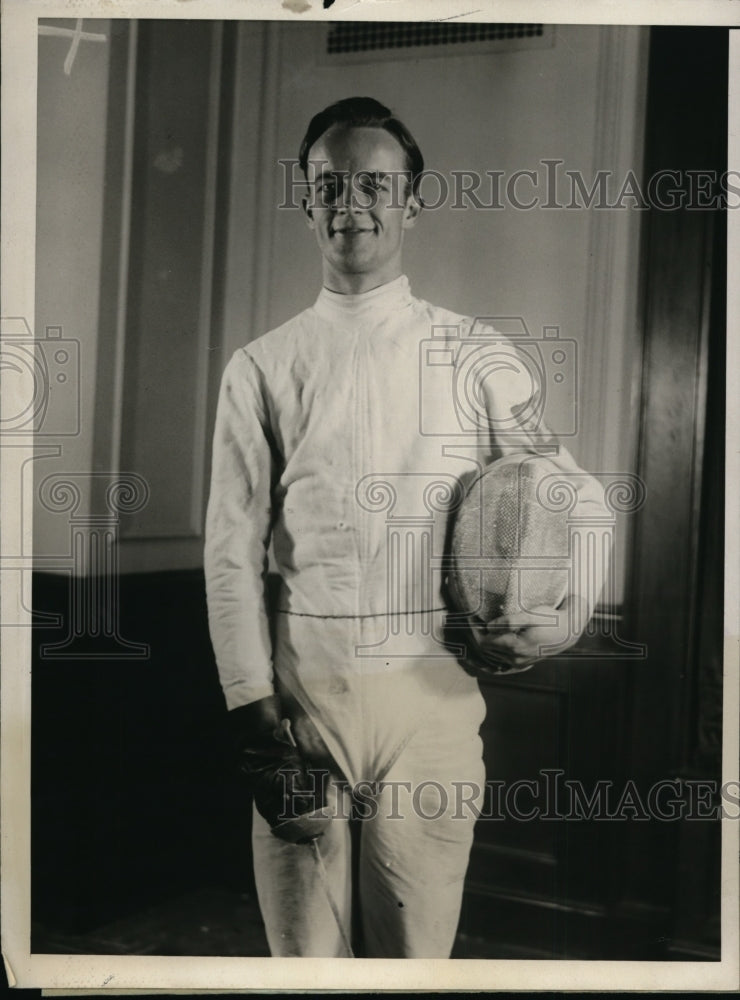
[331, 241, 376, 263]
[330, 251, 379, 273]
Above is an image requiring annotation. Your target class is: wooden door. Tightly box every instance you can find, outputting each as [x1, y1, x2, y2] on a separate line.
[459, 26, 727, 959]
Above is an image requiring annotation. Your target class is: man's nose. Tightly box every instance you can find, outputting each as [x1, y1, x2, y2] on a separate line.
[335, 175, 367, 212]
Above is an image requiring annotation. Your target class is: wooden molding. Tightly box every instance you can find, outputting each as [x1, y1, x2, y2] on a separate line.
[92, 21, 137, 513]
[579, 26, 650, 607]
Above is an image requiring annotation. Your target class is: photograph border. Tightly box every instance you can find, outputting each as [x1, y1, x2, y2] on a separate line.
[2, 0, 738, 991]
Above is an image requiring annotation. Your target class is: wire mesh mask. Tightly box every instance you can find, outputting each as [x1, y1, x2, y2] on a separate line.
[447, 455, 571, 625]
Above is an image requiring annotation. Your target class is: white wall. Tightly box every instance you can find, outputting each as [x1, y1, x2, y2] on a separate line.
[32, 20, 223, 577]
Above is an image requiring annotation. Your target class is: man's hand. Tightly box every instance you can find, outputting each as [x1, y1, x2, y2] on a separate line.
[228, 694, 331, 843]
[459, 595, 590, 674]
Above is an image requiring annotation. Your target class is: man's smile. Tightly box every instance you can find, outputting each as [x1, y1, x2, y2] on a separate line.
[330, 226, 376, 236]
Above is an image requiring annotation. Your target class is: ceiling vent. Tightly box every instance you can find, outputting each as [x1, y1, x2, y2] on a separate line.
[322, 22, 554, 63]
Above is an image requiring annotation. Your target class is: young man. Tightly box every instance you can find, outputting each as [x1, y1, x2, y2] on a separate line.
[204, 97, 606, 957]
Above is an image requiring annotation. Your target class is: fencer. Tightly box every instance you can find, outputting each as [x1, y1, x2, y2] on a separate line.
[204, 96, 607, 957]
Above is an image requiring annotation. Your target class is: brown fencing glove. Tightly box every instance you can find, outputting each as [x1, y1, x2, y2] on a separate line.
[228, 694, 331, 844]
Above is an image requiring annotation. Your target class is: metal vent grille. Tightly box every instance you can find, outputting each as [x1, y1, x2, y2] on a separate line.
[326, 22, 545, 55]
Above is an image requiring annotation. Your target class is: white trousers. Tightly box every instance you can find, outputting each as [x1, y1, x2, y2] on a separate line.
[251, 658, 487, 958]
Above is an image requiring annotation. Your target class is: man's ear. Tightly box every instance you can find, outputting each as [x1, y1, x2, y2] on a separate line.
[301, 194, 316, 230]
[402, 191, 422, 230]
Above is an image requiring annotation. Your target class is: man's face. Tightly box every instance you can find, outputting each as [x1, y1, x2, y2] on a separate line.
[302, 125, 420, 292]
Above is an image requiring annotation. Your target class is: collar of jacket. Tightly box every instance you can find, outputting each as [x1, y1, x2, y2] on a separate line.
[312, 274, 414, 324]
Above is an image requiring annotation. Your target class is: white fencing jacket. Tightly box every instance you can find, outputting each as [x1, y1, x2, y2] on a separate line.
[204, 275, 610, 724]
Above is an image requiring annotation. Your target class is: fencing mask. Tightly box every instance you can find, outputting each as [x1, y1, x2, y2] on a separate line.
[445, 454, 573, 675]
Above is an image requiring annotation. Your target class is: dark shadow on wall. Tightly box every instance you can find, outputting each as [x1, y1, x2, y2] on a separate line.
[30, 569, 265, 953]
